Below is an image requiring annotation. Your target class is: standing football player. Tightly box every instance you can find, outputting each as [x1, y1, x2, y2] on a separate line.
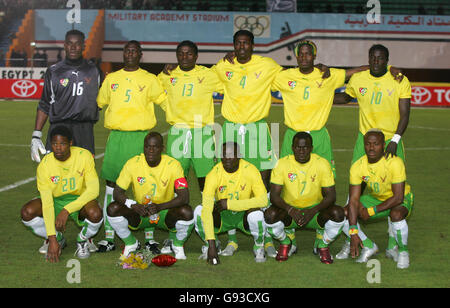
[96, 40, 166, 253]
[31, 30, 101, 161]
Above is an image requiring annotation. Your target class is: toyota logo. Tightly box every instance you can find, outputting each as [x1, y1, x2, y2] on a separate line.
[411, 86, 431, 105]
[234, 15, 270, 37]
[11, 80, 37, 98]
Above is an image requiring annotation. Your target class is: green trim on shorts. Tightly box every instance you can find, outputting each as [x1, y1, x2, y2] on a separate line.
[128, 209, 170, 231]
[53, 195, 84, 227]
[221, 119, 277, 171]
[167, 125, 216, 178]
[101, 130, 148, 182]
[281, 126, 336, 177]
[285, 204, 323, 230]
[352, 132, 406, 164]
[360, 192, 414, 220]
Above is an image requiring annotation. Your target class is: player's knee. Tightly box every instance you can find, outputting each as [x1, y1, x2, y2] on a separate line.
[21, 202, 36, 221]
[177, 205, 194, 221]
[329, 205, 345, 222]
[86, 204, 103, 223]
[264, 207, 278, 224]
[106, 201, 121, 217]
[389, 206, 407, 222]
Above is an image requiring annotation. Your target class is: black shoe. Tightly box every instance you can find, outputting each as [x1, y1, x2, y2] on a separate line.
[145, 241, 161, 254]
[97, 240, 116, 253]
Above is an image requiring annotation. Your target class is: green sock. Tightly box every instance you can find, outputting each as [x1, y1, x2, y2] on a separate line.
[362, 238, 374, 249]
[123, 233, 137, 246]
[387, 236, 397, 250]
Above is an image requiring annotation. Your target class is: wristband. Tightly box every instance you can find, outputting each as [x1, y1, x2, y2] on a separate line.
[349, 225, 359, 235]
[391, 134, 401, 144]
[367, 206, 377, 217]
[32, 130, 42, 139]
[125, 199, 137, 209]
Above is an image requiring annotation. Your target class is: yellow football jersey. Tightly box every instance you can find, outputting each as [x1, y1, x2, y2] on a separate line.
[201, 159, 268, 240]
[350, 155, 411, 201]
[213, 55, 282, 124]
[273, 68, 346, 131]
[97, 68, 166, 131]
[116, 154, 186, 205]
[158, 65, 223, 128]
[37, 146, 99, 236]
[270, 154, 335, 209]
[345, 70, 411, 140]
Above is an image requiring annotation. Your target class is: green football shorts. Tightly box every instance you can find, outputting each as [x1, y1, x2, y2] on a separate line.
[128, 209, 170, 231]
[166, 125, 216, 178]
[360, 192, 414, 220]
[101, 130, 148, 182]
[53, 194, 84, 227]
[285, 204, 323, 231]
[221, 119, 277, 171]
[281, 126, 336, 178]
[352, 132, 406, 164]
[195, 210, 251, 240]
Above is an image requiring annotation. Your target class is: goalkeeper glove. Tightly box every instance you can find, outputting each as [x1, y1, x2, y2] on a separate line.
[31, 130, 47, 163]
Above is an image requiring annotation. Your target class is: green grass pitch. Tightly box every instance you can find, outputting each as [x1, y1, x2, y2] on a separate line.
[0, 100, 449, 288]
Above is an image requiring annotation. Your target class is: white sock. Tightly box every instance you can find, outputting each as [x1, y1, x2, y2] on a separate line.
[265, 221, 287, 242]
[193, 205, 203, 236]
[247, 211, 265, 247]
[22, 217, 47, 238]
[391, 219, 409, 251]
[107, 215, 131, 240]
[323, 219, 345, 245]
[79, 218, 103, 241]
[174, 218, 194, 246]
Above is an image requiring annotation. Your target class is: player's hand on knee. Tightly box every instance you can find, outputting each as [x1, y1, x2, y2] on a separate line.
[55, 209, 70, 232]
[31, 130, 47, 163]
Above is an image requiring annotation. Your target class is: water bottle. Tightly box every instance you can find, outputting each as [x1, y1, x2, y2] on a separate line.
[144, 195, 160, 224]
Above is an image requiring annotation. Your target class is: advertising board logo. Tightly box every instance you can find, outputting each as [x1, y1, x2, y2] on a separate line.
[411, 86, 431, 105]
[234, 15, 270, 37]
[11, 80, 37, 98]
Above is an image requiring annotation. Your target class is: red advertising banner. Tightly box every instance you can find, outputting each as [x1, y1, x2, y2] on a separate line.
[411, 83, 450, 107]
[0, 79, 44, 99]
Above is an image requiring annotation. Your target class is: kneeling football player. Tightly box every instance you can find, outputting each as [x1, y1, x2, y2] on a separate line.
[21, 126, 103, 263]
[336, 129, 414, 269]
[264, 132, 345, 264]
[106, 132, 194, 259]
[194, 142, 269, 265]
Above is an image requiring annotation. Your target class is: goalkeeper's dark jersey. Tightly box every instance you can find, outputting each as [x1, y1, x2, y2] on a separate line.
[38, 59, 100, 124]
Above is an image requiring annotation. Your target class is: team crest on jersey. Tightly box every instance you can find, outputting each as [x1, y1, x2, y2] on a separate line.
[288, 81, 296, 90]
[362, 176, 370, 182]
[50, 176, 60, 184]
[359, 88, 368, 96]
[288, 173, 297, 182]
[225, 71, 233, 80]
[170, 78, 177, 86]
[219, 185, 227, 193]
[137, 177, 146, 185]
[59, 78, 69, 87]
[111, 84, 119, 91]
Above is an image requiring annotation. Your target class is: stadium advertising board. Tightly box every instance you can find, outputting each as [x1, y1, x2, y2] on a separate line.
[0, 67, 47, 80]
[0, 79, 44, 99]
[410, 83, 450, 107]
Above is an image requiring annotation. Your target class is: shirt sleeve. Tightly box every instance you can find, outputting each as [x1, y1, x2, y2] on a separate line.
[97, 75, 110, 109]
[64, 154, 100, 214]
[36, 161, 56, 236]
[332, 68, 346, 89]
[37, 69, 53, 114]
[270, 160, 284, 186]
[116, 160, 133, 192]
[399, 77, 412, 99]
[148, 76, 167, 105]
[319, 159, 335, 188]
[201, 171, 217, 241]
[345, 75, 357, 98]
[390, 158, 407, 184]
[349, 161, 363, 186]
[227, 166, 268, 211]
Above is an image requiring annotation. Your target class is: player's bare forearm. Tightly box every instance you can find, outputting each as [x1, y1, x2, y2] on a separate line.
[112, 186, 128, 206]
[333, 92, 353, 104]
[345, 65, 369, 80]
[373, 182, 405, 213]
[157, 188, 189, 211]
[395, 99, 411, 136]
[313, 186, 337, 213]
[34, 109, 48, 131]
[348, 185, 361, 225]
[270, 184, 292, 213]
